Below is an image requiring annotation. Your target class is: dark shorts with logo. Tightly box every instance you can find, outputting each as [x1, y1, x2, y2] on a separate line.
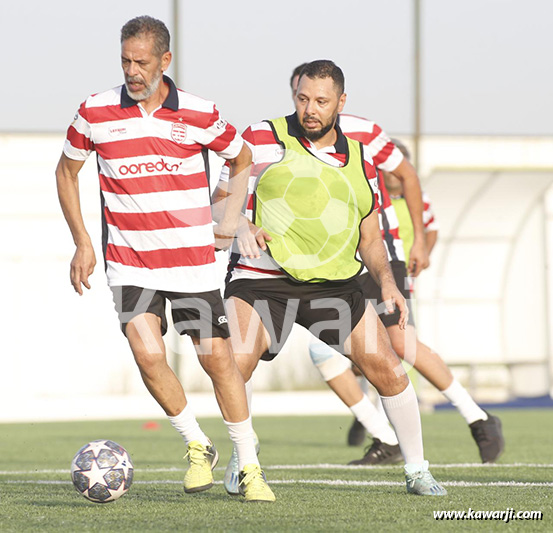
[110, 286, 230, 339]
[224, 277, 366, 361]
[359, 261, 415, 328]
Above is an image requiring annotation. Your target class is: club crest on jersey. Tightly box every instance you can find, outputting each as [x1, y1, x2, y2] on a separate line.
[171, 122, 188, 144]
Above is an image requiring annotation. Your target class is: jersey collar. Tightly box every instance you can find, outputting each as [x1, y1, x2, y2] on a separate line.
[285, 112, 348, 153]
[121, 75, 179, 111]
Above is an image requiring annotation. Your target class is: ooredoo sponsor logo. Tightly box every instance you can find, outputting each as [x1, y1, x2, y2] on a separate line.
[119, 159, 182, 176]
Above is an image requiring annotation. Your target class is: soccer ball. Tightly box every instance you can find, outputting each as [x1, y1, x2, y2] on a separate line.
[70, 439, 134, 503]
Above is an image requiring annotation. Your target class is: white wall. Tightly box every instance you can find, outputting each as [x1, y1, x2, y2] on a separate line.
[416, 170, 553, 397]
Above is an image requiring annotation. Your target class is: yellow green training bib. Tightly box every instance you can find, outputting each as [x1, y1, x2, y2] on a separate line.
[253, 116, 374, 282]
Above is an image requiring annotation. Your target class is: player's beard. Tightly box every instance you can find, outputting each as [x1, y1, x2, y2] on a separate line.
[125, 69, 162, 102]
[298, 109, 339, 142]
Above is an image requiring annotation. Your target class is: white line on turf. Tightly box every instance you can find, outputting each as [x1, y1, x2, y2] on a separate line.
[1, 480, 553, 488]
[261, 463, 553, 470]
[1, 463, 551, 475]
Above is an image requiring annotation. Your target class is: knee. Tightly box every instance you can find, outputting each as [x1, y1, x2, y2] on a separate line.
[231, 352, 258, 382]
[198, 346, 232, 376]
[131, 346, 165, 375]
[366, 348, 409, 391]
[126, 320, 165, 372]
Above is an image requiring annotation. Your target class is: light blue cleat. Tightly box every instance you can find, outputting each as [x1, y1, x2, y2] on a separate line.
[405, 461, 447, 496]
[224, 432, 260, 495]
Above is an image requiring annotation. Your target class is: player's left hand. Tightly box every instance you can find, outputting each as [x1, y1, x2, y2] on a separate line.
[381, 281, 409, 330]
[408, 239, 429, 277]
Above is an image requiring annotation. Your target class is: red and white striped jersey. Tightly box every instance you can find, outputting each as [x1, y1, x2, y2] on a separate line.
[338, 114, 403, 171]
[338, 114, 405, 263]
[423, 192, 439, 232]
[221, 114, 379, 283]
[64, 76, 243, 293]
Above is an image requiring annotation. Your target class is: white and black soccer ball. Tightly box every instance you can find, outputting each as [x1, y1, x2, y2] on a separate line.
[70, 439, 134, 503]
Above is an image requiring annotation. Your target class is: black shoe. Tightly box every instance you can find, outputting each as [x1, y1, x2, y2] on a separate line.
[347, 418, 366, 447]
[469, 412, 505, 463]
[348, 438, 403, 465]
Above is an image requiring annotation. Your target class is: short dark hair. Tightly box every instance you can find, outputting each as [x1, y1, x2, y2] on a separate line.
[298, 60, 345, 95]
[121, 16, 170, 58]
[290, 63, 308, 89]
[390, 138, 411, 161]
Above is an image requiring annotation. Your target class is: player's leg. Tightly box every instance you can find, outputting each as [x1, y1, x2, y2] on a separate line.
[126, 312, 187, 416]
[347, 360, 369, 446]
[225, 296, 270, 383]
[308, 340, 401, 464]
[113, 286, 186, 415]
[369, 260, 504, 464]
[386, 324, 504, 462]
[112, 287, 212, 452]
[194, 336, 250, 422]
[223, 295, 275, 501]
[124, 309, 219, 493]
[173, 290, 274, 502]
[345, 303, 446, 496]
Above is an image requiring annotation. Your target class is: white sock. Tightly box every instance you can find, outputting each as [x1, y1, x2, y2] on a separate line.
[225, 416, 259, 471]
[168, 404, 209, 446]
[380, 381, 424, 465]
[245, 379, 253, 413]
[374, 394, 386, 418]
[350, 395, 398, 446]
[441, 379, 487, 424]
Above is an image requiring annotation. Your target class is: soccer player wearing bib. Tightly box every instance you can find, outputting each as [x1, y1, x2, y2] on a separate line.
[215, 60, 446, 496]
[55, 16, 274, 502]
[291, 64, 503, 466]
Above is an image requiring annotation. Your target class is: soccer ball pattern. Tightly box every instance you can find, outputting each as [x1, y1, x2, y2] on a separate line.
[258, 160, 359, 271]
[70, 439, 134, 503]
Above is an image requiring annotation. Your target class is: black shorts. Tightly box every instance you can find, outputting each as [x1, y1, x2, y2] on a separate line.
[359, 261, 415, 328]
[110, 286, 230, 339]
[224, 277, 366, 361]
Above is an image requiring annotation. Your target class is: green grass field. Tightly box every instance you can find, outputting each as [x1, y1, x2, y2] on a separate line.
[1, 409, 552, 532]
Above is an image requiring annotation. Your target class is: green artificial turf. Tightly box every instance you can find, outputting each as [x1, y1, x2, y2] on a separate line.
[0, 410, 552, 532]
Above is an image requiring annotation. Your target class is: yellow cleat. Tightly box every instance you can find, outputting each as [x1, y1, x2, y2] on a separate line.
[183, 440, 219, 493]
[238, 464, 276, 502]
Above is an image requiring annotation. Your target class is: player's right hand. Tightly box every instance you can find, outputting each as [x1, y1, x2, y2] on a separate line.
[70, 244, 96, 295]
[408, 239, 429, 277]
[381, 281, 409, 330]
[237, 220, 272, 259]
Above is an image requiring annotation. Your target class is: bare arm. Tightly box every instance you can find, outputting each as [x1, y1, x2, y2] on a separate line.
[390, 158, 428, 277]
[55, 153, 96, 295]
[212, 182, 272, 260]
[358, 211, 408, 329]
[211, 143, 253, 249]
[425, 229, 438, 257]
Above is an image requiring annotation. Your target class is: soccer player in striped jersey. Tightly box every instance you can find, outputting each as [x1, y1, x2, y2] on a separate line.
[55, 16, 274, 502]
[384, 138, 438, 270]
[216, 60, 446, 496]
[289, 60, 505, 467]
